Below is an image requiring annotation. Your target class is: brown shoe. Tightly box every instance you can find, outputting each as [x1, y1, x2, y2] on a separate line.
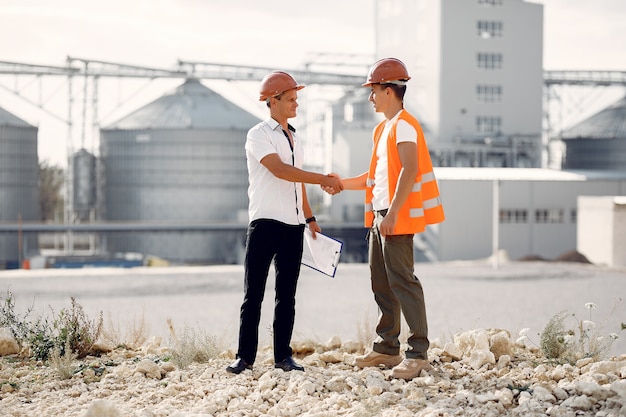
[390, 358, 433, 379]
[353, 351, 402, 368]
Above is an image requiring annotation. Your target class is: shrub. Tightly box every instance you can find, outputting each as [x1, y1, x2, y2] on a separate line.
[539, 302, 621, 364]
[0, 291, 102, 361]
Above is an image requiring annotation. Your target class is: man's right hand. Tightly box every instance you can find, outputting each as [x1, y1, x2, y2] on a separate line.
[322, 173, 343, 194]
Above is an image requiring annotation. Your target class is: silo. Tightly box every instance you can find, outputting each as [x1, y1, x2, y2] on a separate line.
[72, 148, 97, 221]
[561, 96, 626, 170]
[100, 78, 260, 264]
[0, 106, 39, 268]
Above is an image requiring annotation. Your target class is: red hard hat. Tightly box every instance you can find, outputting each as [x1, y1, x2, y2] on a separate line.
[259, 71, 305, 101]
[362, 58, 411, 86]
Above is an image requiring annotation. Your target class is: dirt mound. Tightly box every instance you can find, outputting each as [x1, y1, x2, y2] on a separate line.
[518, 254, 549, 262]
[554, 250, 592, 264]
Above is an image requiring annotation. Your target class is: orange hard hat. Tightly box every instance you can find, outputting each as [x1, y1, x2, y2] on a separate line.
[259, 71, 305, 101]
[362, 58, 411, 86]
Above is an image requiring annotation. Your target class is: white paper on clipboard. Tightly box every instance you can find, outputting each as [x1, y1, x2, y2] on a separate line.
[301, 228, 343, 277]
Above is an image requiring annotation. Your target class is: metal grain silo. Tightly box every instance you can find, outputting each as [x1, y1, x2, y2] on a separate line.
[100, 78, 260, 264]
[72, 148, 97, 221]
[561, 96, 626, 170]
[0, 106, 39, 268]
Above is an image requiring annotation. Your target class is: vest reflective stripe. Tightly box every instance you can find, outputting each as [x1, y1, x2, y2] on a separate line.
[409, 207, 424, 218]
[422, 171, 436, 183]
[423, 196, 442, 210]
[364, 109, 445, 234]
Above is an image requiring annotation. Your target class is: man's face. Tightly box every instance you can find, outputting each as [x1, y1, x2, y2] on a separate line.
[273, 88, 299, 119]
[368, 84, 389, 113]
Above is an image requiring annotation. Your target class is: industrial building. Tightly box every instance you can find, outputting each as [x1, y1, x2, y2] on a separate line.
[99, 78, 259, 264]
[0, 106, 39, 268]
[560, 95, 626, 171]
[374, 0, 543, 168]
[435, 168, 626, 263]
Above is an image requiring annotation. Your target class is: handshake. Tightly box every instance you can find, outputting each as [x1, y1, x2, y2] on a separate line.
[321, 173, 344, 195]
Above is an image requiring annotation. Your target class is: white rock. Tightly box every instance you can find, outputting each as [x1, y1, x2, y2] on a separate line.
[454, 329, 490, 355]
[553, 386, 569, 401]
[494, 388, 514, 406]
[364, 370, 388, 395]
[532, 385, 556, 403]
[324, 336, 342, 350]
[0, 327, 19, 356]
[135, 359, 161, 379]
[562, 394, 594, 411]
[609, 379, 626, 398]
[467, 349, 495, 370]
[325, 376, 349, 392]
[575, 381, 611, 400]
[258, 372, 277, 391]
[548, 366, 566, 382]
[318, 350, 343, 363]
[496, 354, 511, 369]
[442, 342, 462, 361]
[140, 337, 163, 355]
[81, 400, 122, 417]
[582, 359, 626, 376]
[489, 330, 512, 359]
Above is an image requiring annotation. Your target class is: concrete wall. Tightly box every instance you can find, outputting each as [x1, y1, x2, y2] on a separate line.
[577, 196, 626, 267]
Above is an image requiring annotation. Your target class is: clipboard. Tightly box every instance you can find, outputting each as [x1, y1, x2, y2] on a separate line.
[301, 228, 343, 277]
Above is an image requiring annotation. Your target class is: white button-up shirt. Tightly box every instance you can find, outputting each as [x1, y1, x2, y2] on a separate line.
[245, 117, 305, 225]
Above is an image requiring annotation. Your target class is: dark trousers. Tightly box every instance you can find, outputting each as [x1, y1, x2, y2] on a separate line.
[237, 219, 304, 364]
[368, 211, 429, 360]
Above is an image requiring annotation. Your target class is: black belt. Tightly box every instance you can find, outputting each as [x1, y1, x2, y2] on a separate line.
[375, 209, 388, 217]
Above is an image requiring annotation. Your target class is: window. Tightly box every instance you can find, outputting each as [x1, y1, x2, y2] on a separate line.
[477, 21, 503, 38]
[476, 116, 502, 134]
[477, 53, 503, 69]
[479, 0, 503, 5]
[570, 209, 577, 224]
[535, 209, 564, 224]
[476, 85, 503, 102]
[500, 209, 528, 224]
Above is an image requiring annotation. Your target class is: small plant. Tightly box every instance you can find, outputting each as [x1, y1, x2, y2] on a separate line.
[519, 301, 622, 364]
[0, 291, 102, 361]
[539, 310, 570, 361]
[49, 339, 78, 380]
[54, 297, 103, 359]
[0, 290, 56, 360]
[167, 319, 223, 369]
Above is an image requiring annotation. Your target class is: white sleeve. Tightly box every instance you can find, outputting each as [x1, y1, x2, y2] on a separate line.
[246, 124, 277, 163]
[396, 119, 417, 144]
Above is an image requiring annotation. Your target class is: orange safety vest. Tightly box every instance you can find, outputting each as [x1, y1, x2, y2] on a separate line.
[365, 110, 445, 234]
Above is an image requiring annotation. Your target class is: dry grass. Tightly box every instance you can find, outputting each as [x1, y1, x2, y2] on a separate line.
[167, 319, 225, 369]
[49, 340, 78, 380]
[100, 311, 149, 350]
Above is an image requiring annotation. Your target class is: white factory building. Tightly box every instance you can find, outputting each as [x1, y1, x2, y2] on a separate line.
[374, 0, 544, 168]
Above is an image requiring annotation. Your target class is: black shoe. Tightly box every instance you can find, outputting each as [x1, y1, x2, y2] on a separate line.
[275, 357, 304, 372]
[226, 358, 252, 374]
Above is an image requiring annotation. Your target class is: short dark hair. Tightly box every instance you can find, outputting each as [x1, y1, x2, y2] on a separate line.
[265, 92, 285, 108]
[381, 83, 407, 100]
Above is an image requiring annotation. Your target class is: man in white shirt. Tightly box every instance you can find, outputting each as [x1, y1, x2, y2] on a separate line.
[226, 71, 342, 374]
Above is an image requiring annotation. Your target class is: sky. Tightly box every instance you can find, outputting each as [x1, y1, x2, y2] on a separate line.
[1, 0, 625, 166]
